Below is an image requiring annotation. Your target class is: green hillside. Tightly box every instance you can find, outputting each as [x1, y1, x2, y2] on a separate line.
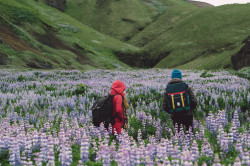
[0, 0, 139, 70]
[0, 0, 249, 70]
[65, 0, 250, 70]
[65, 0, 164, 41]
[129, 2, 250, 69]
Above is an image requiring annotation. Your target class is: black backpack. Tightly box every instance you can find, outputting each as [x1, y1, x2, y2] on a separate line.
[91, 94, 117, 128]
[166, 82, 190, 115]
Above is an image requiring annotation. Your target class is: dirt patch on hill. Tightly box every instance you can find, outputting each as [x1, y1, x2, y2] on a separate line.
[32, 23, 96, 67]
[0, 24, 40, 54]
[44, 0, 66, 12]
[232, 36, 250, 70]
[0, 21, 54, 68]
[185, 0, 214, 8]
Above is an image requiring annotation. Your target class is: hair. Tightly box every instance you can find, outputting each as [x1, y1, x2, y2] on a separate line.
[122, 91, 129, 110]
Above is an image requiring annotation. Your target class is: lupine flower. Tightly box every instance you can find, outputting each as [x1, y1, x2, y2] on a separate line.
[242, 148, 250, 165]
[232, 110, 240, 128]
[213, 154, 221, 166]
[220, 133, 228, 153]
[182, 151, 193, 166]
[135, 147, 141, 165]
[9, 138, 21, 166]
[80, 134, 89, 163]
[0, 69, 248, 165]
[191, 141, 199, 161]
[234, 157, 241, 166]
[227, 128, 234, 150]
[20, 151, 26, 165]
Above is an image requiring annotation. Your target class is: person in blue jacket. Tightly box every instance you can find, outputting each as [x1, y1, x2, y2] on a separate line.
[163, 69, 197, 132]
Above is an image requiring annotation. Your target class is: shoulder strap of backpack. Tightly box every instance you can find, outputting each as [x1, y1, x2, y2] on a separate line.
[110, 93, 123, 99]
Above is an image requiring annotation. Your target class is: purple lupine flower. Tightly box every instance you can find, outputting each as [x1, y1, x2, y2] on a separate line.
[24, 135, 32, 157]
[171, 146, 180, 166]
[191, 141, 199, 161]
[40, 133, 48, 162]
[220, 133, 228, 153]
[32, 130, 40, 150]
[47, 148, 55, 166]
[241, 133, 248, 149]
[242, 148, 250, 165]
[101, 145, 111, 166]
[80, 134, 89, 163]
[235, 139, 243, 158]
[137, 129, 142, 143]
[163, 155, 171, 166]
[213, 154, 221, 166]
[201, 139, 213, 158]
[135, 147, 141, 165]
[182, 151, 193, 166]
[194, 131, 200, 141]
[202, 162, 207, 166]
[166, 139, 174, 156]
[227, 128, 234, 150]
[232, 110, 240, 128]
[0, 137, 6, 154]
[65, 130, 72, 144]
[142, 119, 146, 135]
[77, 160, 83, 166]
[20, 151, 26, 165]
[231, 122, 239, 142]
[234, 157, 241, 166]
[156, 139, 167, 162]
[116, 152, 125, 166]
[184, 132, 192, 148]
[9, 138, 21, 166]
[129, 145, 137, 166]
[34, 153, 43, 166]
[145, 156, 154, 166]
[74, 126, 81, 145]
[60, 144, 72, 166]
[26, 157, 33, 166]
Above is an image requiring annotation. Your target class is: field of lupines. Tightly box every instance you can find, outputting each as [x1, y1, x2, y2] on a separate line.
[0, 69, 249, 166]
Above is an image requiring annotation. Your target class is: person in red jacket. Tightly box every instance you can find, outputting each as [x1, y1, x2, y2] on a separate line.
[110, 80, 129, 134]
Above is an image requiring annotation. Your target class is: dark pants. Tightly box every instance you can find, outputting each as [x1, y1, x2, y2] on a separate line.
[172, 115, 193, 133]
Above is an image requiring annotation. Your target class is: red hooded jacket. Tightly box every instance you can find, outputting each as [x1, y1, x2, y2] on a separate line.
[110, 80, 126, 134]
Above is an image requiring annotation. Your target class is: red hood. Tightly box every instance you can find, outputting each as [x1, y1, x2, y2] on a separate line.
[111, 80, 126, 96]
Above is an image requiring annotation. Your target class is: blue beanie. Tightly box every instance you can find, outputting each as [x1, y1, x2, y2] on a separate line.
[171, 69, 182, 79]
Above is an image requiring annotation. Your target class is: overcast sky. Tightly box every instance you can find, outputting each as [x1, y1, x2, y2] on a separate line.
[191, 0, 250, 6]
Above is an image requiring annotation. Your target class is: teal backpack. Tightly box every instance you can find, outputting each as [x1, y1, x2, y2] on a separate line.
[166, 82, 190, 114]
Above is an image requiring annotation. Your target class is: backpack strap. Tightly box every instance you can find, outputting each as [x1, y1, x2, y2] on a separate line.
[110, 94, 122, 100]
[171, 94, 175, 109]
[180, 93, 185, 107]
[109, 94, 122, 117]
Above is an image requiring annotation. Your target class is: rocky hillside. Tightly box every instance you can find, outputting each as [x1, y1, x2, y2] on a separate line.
[232, 36, 250, 70]
[45, 0, 66, 11]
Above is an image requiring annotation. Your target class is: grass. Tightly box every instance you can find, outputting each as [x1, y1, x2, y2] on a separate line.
[65, 0, 159, 41]
[230, 66, 250, 80]
[0, 0, 249, 70]
[0, 0, 138, 70]
[129, 1, 250, 70]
